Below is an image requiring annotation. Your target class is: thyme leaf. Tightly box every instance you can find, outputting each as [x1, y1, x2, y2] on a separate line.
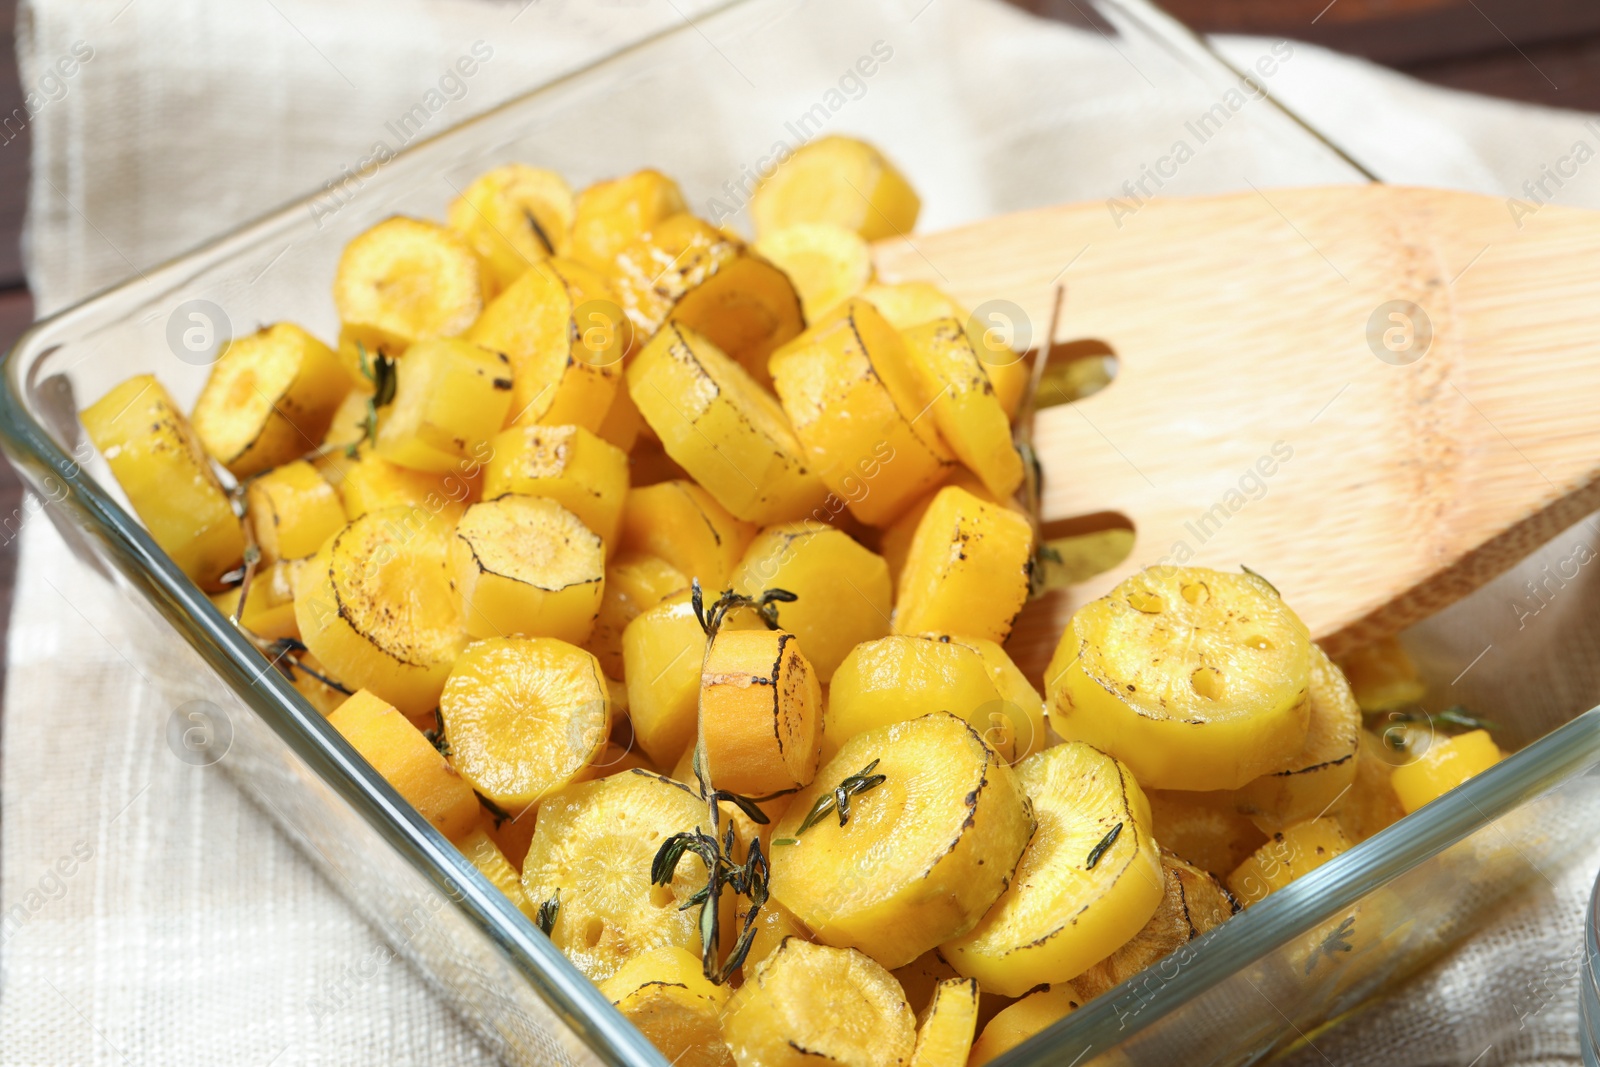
[711, 789, 771, 826]
[650, 831, 709, 886]
[698, 869, 721, 976]
[356, 342, 398, 448]
[796, 760, 886, 835]
[1085, 822, 1123, 870]
[1386, 705, 1500, 735]
[691, 578, 798, 636]
[475, 792, 511, 827]
[524, 209, 555, 256]
[1437, 705, 1499, 732]
[535, 891, 560, 936]
[1305, 915, 1356, 975]
[1240, 565, 1281, 598]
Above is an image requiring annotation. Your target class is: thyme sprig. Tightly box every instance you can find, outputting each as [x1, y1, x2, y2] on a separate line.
[355, 342, 398, 453]
[242, 633, 354, 695]
[424, 725, 451, 758]
[648, 746, 773, 984]
[475, 791, 512, 827]
[222, 475, 264, 626]
[1014, 284, 1064, 601]
[1384, 705, 1500, 737]
[215, 425, 356, 699]
[795, 759, 886, 835]
[690, 578, 797, 636]
[1382, 703, 1504, 748]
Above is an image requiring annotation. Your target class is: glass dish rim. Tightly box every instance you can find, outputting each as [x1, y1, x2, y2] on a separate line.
[0, 2, 1594, 1063]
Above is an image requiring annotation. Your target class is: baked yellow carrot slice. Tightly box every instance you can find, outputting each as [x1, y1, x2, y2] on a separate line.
[1227, 644, 1361, 832]
[1336, 730, 1409, 843]
[943, 741, 1162, 997]
[81, 374, 245, 591]
[968, 985, 1081, 1067]
[730, 523, 892, 683]
[900, 318, 1024, 498]
[1046, 566, 1313, 791]
[210, 559, 303, 641]
[769, 712, 1033, 969]
[328, 689, 478, 841]
[622, 591, 707, 769]
[586, 552, 687, 680]
[447, 164, 574, 293]
[334, 216, 485, 356]
[450, 495, 604, 643]
[1227, 816, 1352, 906]
[824, 635, 1007, 763]
[751, 135, 920, 241]
[878, 469, 1011, 592]
[722, 939, 915, 1067]
[700, 629, 823, 796]
[336, 446, 478, 532]
[457, 821, 539, 920]
[860, 281, 963, 332]
[770, 299, 951, 526]
[611, 214, 804, 387]
[373, 339, 512, 473]
[893, 485, 1033, 644]
[947, 635, 1048, 763]
[754, 222, 873, 321]
[190, 322, 349, 478]
[1071, 851, 1235, 1001]
[1389, 729, 1502, 814]
[483, 423, 629, 551]
[618, 480, 756, 590]
[1145, 788, 1268, 882]
[467, 258, 625, 432]
[735, 897, 812, 974]
[440, 636, 610, 811]
[908, 977, 981, 1067]
[245, 461, 345, 564]
[294, 508, 465, 717]
[520, 771, 712, 981]
[627, 322, 825, 524]
[570, 168, 686, 272]
[597, 946, 732, 1067]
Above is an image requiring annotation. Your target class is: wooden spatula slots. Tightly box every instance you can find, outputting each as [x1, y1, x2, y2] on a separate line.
[873, 185, 1600, 680]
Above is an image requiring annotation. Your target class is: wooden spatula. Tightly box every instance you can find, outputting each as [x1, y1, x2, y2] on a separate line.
[872, 184, 1600, 680]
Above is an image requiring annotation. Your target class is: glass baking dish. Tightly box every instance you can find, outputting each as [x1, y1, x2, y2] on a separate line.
[4, 0, 1600, 1064]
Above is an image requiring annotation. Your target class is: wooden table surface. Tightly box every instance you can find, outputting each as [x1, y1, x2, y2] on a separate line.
[0, 0, 1597, 696]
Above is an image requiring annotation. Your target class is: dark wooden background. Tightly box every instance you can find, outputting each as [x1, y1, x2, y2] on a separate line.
[0, 0, 1597, 690]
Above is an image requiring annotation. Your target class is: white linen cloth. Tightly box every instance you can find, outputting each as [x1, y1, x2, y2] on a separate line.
[7, 0, 1600, 1063]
